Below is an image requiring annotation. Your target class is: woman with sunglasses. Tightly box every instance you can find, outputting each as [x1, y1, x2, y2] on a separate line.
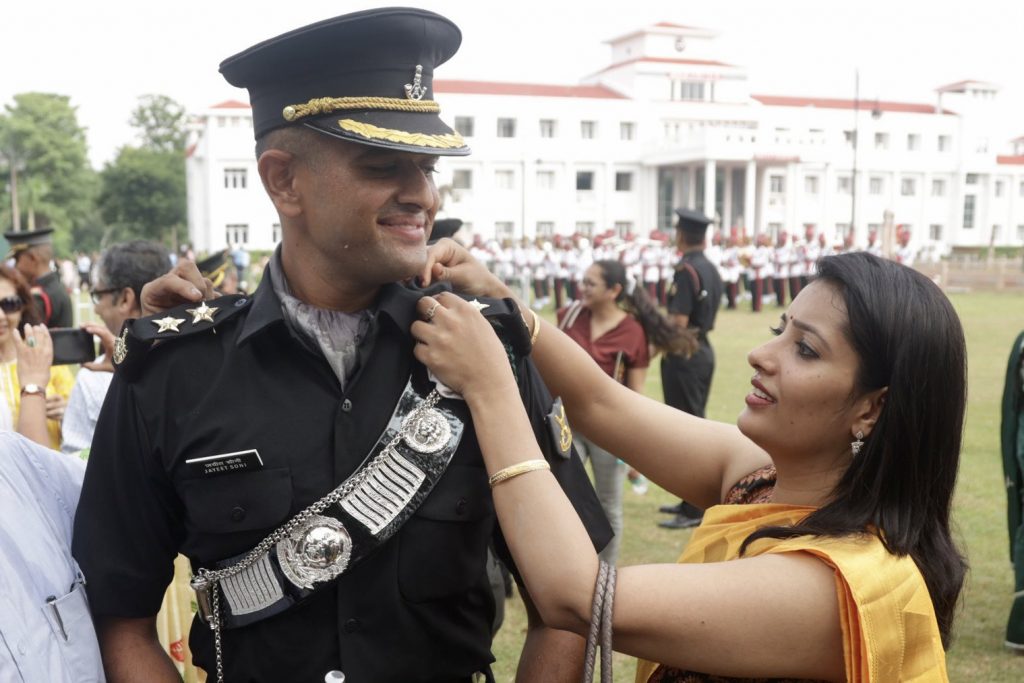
[561, 259, 695, 565]
[0, 265, 73, 449]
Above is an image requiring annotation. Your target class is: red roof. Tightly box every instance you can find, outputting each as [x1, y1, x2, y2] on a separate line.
[211, 100, 251, 109]
[433, 80, 626, 99]
[997, 155, 1024, 165]
[596, 56, 733, 74]
[751, 95, 954, 115]
[935, 80, 997, 93]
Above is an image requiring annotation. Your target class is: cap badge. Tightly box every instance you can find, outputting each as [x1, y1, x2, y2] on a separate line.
[404, 65, 428, 101]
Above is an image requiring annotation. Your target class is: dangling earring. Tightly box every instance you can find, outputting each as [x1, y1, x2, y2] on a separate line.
[851, 430, 865, 456]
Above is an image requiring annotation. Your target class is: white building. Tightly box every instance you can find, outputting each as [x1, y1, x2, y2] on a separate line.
[186, 21, 1024, 255]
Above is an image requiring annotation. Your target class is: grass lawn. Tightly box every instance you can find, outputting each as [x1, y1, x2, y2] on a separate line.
[490, 291, 1024, 682]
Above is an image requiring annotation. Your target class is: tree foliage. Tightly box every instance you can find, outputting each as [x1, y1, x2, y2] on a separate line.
[130, 94, 188, 153]
[98, 146, 186, 244]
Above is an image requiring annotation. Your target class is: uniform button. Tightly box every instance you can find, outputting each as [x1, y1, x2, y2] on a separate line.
[341, 399, 353, 413]
[230, 506, 246, 522]
[343, 618, 361, 633]
[324, 671, 346, 682]
[455, 498, 468, 516]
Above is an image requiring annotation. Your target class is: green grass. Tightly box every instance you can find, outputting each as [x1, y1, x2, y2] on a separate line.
[491, 292, 1024, 682]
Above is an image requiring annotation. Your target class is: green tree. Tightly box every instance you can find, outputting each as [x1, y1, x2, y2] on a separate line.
[130, 94, 187, 153]
[97, 146, 185, 244]
[0, 93, 98, 252]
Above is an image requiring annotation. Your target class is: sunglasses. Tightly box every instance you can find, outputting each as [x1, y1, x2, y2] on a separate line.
[0, 296, 25, 314]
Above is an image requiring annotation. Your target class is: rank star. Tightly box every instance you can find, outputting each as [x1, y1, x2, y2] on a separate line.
[153, 316, 186, 333]
[186, 301, 219, 324]
[468, 299, 489, 312]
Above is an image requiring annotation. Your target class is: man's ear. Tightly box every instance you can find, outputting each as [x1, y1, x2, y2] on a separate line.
[120, 287, 139, 317]
[852, 386, 887, 439]
[258, 150, 303, 218]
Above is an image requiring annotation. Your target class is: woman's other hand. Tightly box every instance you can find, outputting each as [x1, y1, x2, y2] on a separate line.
[140, 260, 215, 317]
[14, 324, 53, 388]
[420, 238, 509, 298]
[411, 293, 517, 401]
[45, 394, 67, 421]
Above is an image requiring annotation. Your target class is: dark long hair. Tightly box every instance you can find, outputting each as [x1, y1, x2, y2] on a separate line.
[740, 252, 967, 648]
[0, 265, 42, 331]
[593, 260, 697, 357]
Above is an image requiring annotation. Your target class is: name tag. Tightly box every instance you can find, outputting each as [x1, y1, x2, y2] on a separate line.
[185, 449, 264, 477]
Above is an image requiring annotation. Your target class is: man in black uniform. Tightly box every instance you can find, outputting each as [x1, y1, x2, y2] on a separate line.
[658, 208, 724, 529]
[73, 9, 610, 683]
[4, 228, 74, 327]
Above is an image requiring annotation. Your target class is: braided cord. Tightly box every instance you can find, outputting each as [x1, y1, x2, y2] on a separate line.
[582, 560, 616, 683]
[283, 96, 439, 121]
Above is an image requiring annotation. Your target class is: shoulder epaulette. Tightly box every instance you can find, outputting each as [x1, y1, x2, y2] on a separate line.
[456, 294, 532, 360]
[113, 293, 253, 381]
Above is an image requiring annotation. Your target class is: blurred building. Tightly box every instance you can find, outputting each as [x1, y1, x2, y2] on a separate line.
[186, 21, 1024, 256]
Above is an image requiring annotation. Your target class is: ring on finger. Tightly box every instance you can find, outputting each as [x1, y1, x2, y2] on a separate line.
[26, 337, 36, 348]
[426, 301, 440, 321]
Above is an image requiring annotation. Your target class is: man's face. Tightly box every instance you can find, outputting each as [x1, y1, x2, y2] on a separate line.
[289, 138, 440, 290]
[13, 250, 36, 280]
[92, 275, 133, 335]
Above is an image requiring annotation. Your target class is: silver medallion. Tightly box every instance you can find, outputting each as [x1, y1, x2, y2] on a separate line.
[276, 515, 352, 590]
[402, 407, 452, 453]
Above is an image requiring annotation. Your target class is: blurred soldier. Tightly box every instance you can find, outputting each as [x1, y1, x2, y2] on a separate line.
[772, 231, 790, 307]
[1002, 330, 1024, 653]
[895, 228, 916, 266]
[4, 228, 73, 327]
[658, 209, 723, 529]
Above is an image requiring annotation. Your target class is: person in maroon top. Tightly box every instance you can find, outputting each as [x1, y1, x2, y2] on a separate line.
[558, 260, 695, 563]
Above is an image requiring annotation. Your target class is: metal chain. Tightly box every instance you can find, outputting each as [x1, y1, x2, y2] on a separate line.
[199, 389, 441, 683]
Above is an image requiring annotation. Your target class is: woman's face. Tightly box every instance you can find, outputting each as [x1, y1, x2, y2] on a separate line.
[738, 280, 866, 461]
[0, 278, 23, 345]
[579, 265, 619, 309]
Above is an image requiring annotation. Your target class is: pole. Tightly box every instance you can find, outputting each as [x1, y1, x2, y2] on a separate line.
[850, 69, 859, 245]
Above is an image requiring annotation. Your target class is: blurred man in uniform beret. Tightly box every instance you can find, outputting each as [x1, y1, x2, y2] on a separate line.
[4, 228, 73, 328]
[74, 8, 609, 683]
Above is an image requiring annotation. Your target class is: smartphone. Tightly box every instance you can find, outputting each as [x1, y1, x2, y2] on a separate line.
[50, 328, 98, 365]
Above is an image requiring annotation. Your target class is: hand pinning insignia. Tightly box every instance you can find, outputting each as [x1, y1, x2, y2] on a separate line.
[153, 316, 187, 333]
[186, 301, 220, 325]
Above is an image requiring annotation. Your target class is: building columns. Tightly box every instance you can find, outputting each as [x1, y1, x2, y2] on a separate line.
[704, 159, 717, 221]
[744, 160, 757, 236]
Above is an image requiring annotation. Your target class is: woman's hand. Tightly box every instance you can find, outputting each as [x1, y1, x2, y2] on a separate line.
[13, 324, 53, 388]
[140, 260, 216, 317]
[80, 322, 116, 373]
[420, 238, 509, 298]
[45, 394, 67, 422]
[411, 292, 517, 402]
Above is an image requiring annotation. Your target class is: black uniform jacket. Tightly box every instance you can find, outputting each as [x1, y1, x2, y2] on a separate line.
[33, 270, 73, 328]
[73, 272, 611, 683]
[667, 251, 724, 337]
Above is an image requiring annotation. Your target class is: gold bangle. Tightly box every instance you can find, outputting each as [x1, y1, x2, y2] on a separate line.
[488, 459, 551, 488]
[524, 307, 541, 346]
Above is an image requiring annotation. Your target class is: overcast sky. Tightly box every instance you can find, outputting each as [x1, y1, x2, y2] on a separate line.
[3, 0, 1021, 168]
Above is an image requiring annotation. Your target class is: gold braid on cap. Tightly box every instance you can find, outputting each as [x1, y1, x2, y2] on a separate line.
[282, 96, 440, 122]
[337, 120, 465, 149]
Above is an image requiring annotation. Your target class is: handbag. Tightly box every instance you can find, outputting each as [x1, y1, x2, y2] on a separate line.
[582, 560, 616, 683]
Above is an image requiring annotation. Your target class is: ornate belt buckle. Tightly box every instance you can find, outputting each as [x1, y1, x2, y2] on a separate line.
[402, 407, 451, 454]
[276, 515, 353, 590]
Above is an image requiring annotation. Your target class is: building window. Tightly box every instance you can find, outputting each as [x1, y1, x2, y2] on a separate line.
[869, 177, 883, 195]
[835, 223, 851, 238]
[938, 135, 951, 152]
[769, 176, 785, 193]
[271, 223, 281, 244]
[929, 224, 943, 241]
[495, 221, 515, 239]
[496, 118, 516, 138]
[454, 116, 474, 137]
[575, 221, 595, 236]
[615, 172, 633, 192]
[992, 225, 1001, 241]
[963, 195, 975, 229]
[494, 170, 515, 190]
[620, 122, 636, 140]
[907, 134, 920, 151]
[1017, 224, 1024, 242]
[995, 180, 1004, 197]
[874, 132, 889, 150]
[225, 224, 249, 246]
[452, 169, 473, 190]
[539, 119, 557, 138]
[614, 221, 633, 237]
[576, 171, 595, 191]
[536, 221, 555, 237]
[837, 176, 852, 194]
[536, 170, 555, 189]
[844, 130, 855, 146]
[224, 168, 247, 189]
[965, 173, 979, 185]
[580, 121, 597, 139]
[1019, 181, 1024, 197]
[673, 81, 705, 101]
[931, 179, 946, 197]
[804, 176, 819, 194]
[900, 178, 916, 196]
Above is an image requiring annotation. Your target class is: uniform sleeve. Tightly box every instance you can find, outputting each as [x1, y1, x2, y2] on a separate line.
[72, 372, 182, 618]
[491, 356, 613, 575]
[667, 267, 696, 316]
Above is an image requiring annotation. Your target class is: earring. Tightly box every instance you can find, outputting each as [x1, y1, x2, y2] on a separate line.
[851, 430, 865, 456]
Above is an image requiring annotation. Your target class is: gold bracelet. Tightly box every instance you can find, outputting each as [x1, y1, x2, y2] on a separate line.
[488, 459, 551, 488]
[524, 307, 541, 346]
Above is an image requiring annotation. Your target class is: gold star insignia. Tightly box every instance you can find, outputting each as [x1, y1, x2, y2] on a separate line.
[186, 301, 219, 325]
[468, 299, 489, 312]
[153, 316, 186, 333]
